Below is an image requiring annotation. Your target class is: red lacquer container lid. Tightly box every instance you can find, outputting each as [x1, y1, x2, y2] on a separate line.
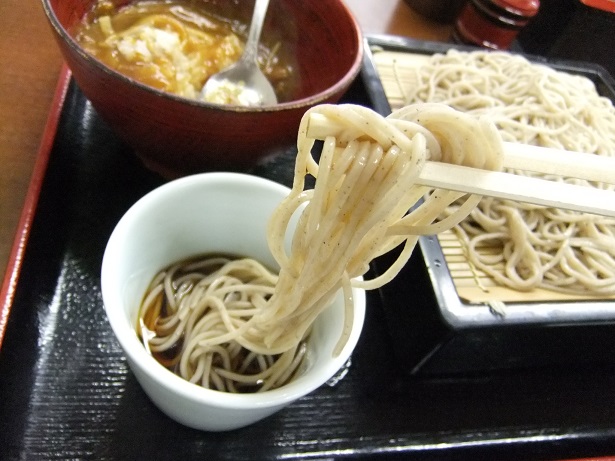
[454, 0, 540, 49]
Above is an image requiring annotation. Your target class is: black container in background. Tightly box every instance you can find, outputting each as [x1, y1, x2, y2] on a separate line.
[517, 0, 615, 76]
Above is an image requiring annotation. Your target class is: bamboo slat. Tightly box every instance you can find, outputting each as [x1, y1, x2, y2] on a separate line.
[371, 48, 615, 304]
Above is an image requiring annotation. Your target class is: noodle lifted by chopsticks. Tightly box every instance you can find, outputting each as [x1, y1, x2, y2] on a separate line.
[139, 103, 504, 390]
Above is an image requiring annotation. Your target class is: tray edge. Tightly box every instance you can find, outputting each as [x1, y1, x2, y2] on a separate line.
[0, 64, 72, 350]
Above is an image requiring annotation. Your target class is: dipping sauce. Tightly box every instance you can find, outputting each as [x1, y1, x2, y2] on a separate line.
[72, 0, 295, 103]
[136, 253, 308, 393]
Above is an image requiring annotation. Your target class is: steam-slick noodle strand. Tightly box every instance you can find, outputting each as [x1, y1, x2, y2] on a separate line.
[264, 103, 502, 353]
[397, 49, 615, 294]
[138, 103, 504, 391]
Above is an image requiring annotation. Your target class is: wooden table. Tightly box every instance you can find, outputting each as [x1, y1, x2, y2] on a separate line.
[0, 0, 452, 287]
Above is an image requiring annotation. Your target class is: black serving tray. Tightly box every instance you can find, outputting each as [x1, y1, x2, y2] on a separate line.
[1, 38, 615, 460]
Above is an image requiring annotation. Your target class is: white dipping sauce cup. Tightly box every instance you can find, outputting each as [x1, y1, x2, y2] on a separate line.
[101, 172, 366, 431]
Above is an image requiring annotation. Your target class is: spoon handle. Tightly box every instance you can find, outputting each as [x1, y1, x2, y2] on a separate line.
[242, 0, 271, 64]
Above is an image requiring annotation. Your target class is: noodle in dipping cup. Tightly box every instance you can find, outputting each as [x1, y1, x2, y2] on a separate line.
[100, 173, 366, 431]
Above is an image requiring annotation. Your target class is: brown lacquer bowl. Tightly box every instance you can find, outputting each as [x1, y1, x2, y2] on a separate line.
[41, 0, 363, 177]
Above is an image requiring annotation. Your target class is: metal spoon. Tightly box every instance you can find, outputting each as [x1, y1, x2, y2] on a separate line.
[201, 0, 277, 106]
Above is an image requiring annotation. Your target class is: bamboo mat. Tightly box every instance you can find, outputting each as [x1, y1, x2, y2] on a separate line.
[371, 48, 613, 304]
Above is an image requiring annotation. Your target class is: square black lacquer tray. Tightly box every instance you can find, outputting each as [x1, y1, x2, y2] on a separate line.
[364, 35, 615, 377]
[1, 37, 615, 460]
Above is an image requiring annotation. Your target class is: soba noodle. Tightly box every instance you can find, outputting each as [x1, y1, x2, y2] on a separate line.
[138, 255, 307, 392]
[138, 103, 504, 391]
[396, 49, 615, 295]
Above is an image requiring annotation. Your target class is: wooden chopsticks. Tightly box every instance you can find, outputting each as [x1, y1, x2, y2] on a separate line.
[417, 162, 615, 217]
[306, 113, 615, 218]
[501, 143, 615, 185]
